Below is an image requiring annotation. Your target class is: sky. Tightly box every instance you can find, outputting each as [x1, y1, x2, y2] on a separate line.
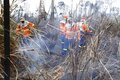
[5, 0, 120, 16]
[20, 0, 96, 13]
[21, 0, 120, 13]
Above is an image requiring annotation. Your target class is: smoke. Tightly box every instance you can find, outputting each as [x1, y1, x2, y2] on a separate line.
[16, 30, 50, 73]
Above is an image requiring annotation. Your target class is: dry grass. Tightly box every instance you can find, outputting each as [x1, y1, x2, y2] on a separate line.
[0, 17, 18, 79]
[8, 16, 120, 80]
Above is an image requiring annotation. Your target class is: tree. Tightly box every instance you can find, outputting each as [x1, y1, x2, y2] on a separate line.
[58, 1, 65, 9]
[10, 0, 26, 18]
[110, 7, 120, 15]
[38, 0, 47, 24]
[50, 0, 55, 21]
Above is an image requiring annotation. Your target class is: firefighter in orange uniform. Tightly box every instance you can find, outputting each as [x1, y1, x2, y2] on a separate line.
[59, 15, 69, 56]
[59, 20, 66, 51]
[79, 17, 92, 47]
[62, 19, 75, 56]
[16, 17, 35, 46]
[73, 22, 80, 42]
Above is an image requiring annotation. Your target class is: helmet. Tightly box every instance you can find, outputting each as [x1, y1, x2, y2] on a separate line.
[63, 15, 68, 19]
[60, 20, 65, 24]
[20, 17, 25, 22]
[81, 17, 86, 22]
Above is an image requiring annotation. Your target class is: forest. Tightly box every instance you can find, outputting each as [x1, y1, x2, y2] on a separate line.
[0, 0, 120, 80]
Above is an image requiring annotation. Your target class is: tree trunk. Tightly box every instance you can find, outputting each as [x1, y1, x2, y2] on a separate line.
[50, 0, 54, 21]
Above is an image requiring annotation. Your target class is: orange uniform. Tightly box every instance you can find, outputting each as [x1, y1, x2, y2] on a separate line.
[63, 15, 68, 19]
[73, 25, 80, 40]
[65, 24, 74, 40]
[59, 23, 66, 35]
[81, 24, 91, 32]
[16, 21, 35, 37]
[66, 28, 73, 39]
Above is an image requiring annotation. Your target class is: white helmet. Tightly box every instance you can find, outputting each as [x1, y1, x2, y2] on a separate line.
[60, 20, 65, 24]
[20, 17, 25, 21]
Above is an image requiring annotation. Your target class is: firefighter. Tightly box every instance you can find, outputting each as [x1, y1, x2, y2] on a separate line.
[73, 22, 80, 46]
[59, 15, 69, 56]
[79, 17, 92, 47]
[16, 17, 35, 46]
[70, 22, 78, 48]
[62, 19, 75, 55]
[59, 20, 66, 51]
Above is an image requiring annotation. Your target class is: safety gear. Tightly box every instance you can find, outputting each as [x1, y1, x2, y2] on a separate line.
[59, 22, 66, 35]
[79, 21, 92, 47]
[73, 24, 80, 41]
[16, 21, 35, 37]
[60, 34, 65, 49]
[82, 23, 91, 32]
[61, 49, 68, 56]
[60, 20, 65, 24]
[81, 17, 86, 22]
[20, 17, 25, 22]
[64, 38, 69, 50]
[79, 35, 86, 47]
[78, 21, 90, 33]
[60, 23, 72, 55]
[63, 15, 69, 23]
[63, 15, 68, 19]
[65, 23, 74, 40]
[59, 21, 67, 53]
